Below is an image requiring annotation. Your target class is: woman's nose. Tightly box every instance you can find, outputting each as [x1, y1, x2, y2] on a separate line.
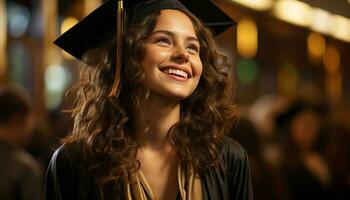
[171, 45, 189, 63]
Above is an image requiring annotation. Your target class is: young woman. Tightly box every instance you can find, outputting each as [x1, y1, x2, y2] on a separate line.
[46, 0, 253, 199]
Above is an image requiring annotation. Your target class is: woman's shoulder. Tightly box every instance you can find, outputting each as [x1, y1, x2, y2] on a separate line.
[201, 137, 253, 199]
[221, 137, 247, 158]
[46, 141, 85, 189]
[49, 141, 84, 171]
[46, 142, 97, 199]
[219, 137, 249, 162]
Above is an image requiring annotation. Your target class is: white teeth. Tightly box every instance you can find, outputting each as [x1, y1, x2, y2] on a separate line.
[163, 68, 188, 78]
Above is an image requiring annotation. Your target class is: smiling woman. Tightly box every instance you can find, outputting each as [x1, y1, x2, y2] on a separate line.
[45, 0, 253, 200]
[141, 10, 202, 100]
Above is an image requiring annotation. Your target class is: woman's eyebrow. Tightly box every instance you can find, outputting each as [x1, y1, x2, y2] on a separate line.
[150, 30, 199, 42]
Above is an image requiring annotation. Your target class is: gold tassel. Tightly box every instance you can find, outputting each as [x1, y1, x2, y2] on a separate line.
[108, 0, 125, 97]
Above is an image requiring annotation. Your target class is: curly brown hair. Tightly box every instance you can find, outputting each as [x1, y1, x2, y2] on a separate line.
[64, 9, 237, 193]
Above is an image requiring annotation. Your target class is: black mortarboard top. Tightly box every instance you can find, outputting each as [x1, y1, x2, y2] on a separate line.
[54, 0, 235, 60]
[54, 0, 235, 96]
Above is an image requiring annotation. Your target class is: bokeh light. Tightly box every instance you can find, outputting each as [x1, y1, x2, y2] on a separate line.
[44, 64, 71, 109]
[310, 8, 332, 35]
[60, 17, 78, 34]
[7, 2, 31, 37]
[230, 0, 273, 11]
[274, 0, 313, 27]
[323, 45, 340, 74]
[237, 59, 259, 85]
[237, 18, 258, 58]
[307, 32, 325, 60]
[329, 15, 350, 42]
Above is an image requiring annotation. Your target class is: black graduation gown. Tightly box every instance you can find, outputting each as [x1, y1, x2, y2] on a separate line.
[45, 137, 253, 200]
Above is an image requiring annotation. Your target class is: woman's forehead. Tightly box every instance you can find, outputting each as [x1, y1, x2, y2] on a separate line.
[152, 10, 197, 38]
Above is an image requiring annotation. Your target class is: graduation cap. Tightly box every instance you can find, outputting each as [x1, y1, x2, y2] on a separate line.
[54, 0, 236, 96]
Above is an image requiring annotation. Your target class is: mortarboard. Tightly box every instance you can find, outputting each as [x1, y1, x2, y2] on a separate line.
[54, 0, 236, 96]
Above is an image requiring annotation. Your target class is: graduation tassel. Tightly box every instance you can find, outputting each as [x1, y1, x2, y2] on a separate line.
[108, 0, 125, 97]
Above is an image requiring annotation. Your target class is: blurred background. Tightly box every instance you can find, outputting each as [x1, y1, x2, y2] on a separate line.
[0, 0, 349, 199]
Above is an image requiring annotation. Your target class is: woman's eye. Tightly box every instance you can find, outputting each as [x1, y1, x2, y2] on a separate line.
[187, 44, 199, 53]
[156, 37, 171, 45]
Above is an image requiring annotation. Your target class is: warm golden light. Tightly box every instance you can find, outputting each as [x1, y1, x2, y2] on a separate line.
[60, 17, 78, 60]
[62, 50, 75, 60]
[329, 15, 350, 42]
[43, 0, 59, 66]
[0, 0, 7, 81]
[323, 45, 340, 74]
[61, 17, 78, 34]
[237, 18, 258, 58]
[84, 0, 102, 15]
[274, 0, 313, 27]
[323, 45, 342, 104]
[307, 32, 325, 59]
[310, 8, 332, 34]
[230, 0, 273, 11]
[326, 72, 342, 105]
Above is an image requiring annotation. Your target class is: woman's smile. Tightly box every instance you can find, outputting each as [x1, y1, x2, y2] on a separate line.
[160, 64, 193, 79]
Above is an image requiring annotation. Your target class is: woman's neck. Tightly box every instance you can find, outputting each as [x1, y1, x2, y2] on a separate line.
[134, 93, 180, 151]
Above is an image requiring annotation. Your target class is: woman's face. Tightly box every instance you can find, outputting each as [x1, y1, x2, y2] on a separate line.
[140, 9, 203, 101]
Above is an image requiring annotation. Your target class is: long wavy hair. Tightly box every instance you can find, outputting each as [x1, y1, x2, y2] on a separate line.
[64, 8, 237, 193]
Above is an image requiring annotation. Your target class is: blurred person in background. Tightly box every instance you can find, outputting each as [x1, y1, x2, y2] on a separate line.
[230, 117, 289, 200]
[247, 94, 290, 169]
[276, 100, 332, 200]
[0, 86, 43, 200]
[26, 120, 52, 177]
[326, 102, 350, 199]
